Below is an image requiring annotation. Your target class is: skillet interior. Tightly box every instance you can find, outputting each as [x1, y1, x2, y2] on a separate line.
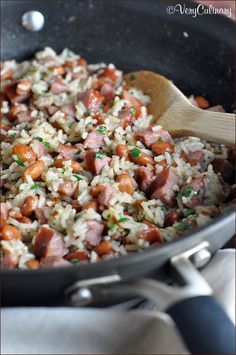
[1, 0, 236, 306]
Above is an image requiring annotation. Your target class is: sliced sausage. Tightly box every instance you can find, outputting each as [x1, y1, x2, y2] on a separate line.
[100, 83, 115, 99]
[139, 221, 162, 244]
[51, 82, 69, 94]
[32, 139, 47, 158]
[136, 127, 172, 147]
[85, 150, 111, 174]
[58, 181, 78, 197]
[135, 167, 154, 193]
[40, 256, 71, 268]
[98, 184, 117, 207]
[212, 158, 234, 184]
[80, 89, 103, 113]
[58, 143, 81, 160]
[164, 210, 180, 227]
[85, 221, 104, 246]
[148, 168, 178, 206]
[65, 250, 89, 262]
[34, 225, 68, 258]
[4, 82, 30, 103]
[183, 150, 204, 166]
[83, 131, 105, 149]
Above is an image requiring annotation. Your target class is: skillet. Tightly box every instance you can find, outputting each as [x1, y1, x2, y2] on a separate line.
[1, 0, 236, 353]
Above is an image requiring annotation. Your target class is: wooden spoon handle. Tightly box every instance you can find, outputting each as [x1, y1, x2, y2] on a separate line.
[158, 105, 236, 145]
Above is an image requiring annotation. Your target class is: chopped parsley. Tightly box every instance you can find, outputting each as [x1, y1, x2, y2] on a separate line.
[129, 147, 141, 158]
[62, 168, 66, 173]
[30, 182, 41, 190]
[157, 137, 163, 142]
[137, 211, 145, 221]
[160, 205, 168, 212]
[179, 187, 193, 198]
[118, 216, 129, 223]
[96, 126, 106, 134]
[73, 174, 82, 181]
[70, 259, 80, 264]
[16, 155, 25, 167]
[183, 209, 195, 217]
[176, 222, 191, 231]
[95, 152, 105, 159]
[76, 149, 82, 155]
[130, 74, 136, 81]
[36, 136, 50, 148]
[130, 108, 137, 116]
[10, 133, 17, 138]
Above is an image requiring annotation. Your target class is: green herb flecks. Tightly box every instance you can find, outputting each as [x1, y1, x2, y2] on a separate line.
[179, 187, 193, 198]
[16, 155, 25, 167]
[70, 259, 80, 265]
[10, 133, 17, 138]
[160, 205, 168, 212]
[36, 136, 50, 148]
[30, 182, 41, 191]
[130, 74, 136, 81]
[62, 168, 66, 173]
[118, 216, 129, 223]
[73, 174, 82, 181]
[157, 137, 163, 142]
[96, 126, 107, 134]
[95, 152, 105, 159]
[76, 149, 82, 155]
[129, 147, 141, 158]
[183, 209, 195, 218]
[130, 108, 137, 116]
[176, 221, 191, 231]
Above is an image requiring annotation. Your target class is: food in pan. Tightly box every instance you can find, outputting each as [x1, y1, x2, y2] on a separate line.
[0, 48, 235, 269]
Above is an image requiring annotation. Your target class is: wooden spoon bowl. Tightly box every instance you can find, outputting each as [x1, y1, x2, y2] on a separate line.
[124, 71, 235, 144]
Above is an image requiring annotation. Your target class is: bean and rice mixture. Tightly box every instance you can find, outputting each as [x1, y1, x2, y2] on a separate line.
[0, 48, 235, 269]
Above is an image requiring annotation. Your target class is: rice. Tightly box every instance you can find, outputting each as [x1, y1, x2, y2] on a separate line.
[0, 47, 235, 269]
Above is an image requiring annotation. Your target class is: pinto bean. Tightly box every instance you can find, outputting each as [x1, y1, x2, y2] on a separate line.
[151, 142, 174, 155]
[116, 172, 136, 195]
[90, 184, 104, 197]
[17, 216, 32, 224]
[95, 240, 112, 255]
[22, 195, 39, 216]
[55, 159, 82, 173]
[77, 58, 88, 67]
[26, 259, 40, 269]
[139, 221, 162, 244]
[1, 225, 21, 240]
[12, 144, 36, 163]
[129, 151, 154, 166]
[16, 80, 31, 95]
[22, 160, 45, 182]
[65, 250, 89, 262]
[115, 144, 129, 159]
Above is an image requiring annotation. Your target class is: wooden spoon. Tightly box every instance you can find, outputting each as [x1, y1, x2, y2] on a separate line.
[124, 71, 235, 144]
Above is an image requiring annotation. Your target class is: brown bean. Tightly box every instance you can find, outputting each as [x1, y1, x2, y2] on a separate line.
[116, 144, 129, 159]
[16, 80, 31, 95]
[90, 184, 104, 197]
[26, 259, 40, 269]
[195, 96, 210, 109]
[55, 159, 82, 173]
[95, 240, 112, 255]
[83, 199, 99, 211]
[22, 195, 39, 216]
[164, 210, 180, 227]
[17, 216, 32, 224]
[129, 152, 154, 166]
[1, 224, 21, 240]
[13, 144, 36, 163]
[151, 142, 174, 155]
[22, 160, 45, 182]
[116, 172, 135, 195]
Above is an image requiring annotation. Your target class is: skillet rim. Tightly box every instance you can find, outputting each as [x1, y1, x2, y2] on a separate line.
[2, 205, 235, 276]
